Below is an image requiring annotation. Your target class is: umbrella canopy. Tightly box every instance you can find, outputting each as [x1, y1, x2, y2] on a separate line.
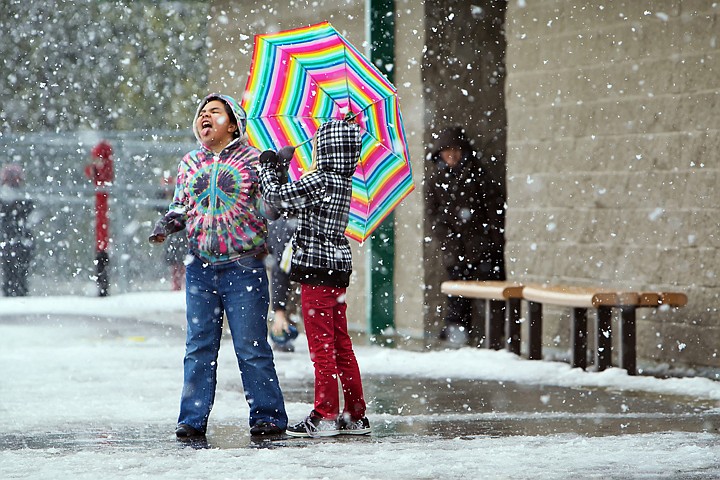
[241, 21, 414, 242]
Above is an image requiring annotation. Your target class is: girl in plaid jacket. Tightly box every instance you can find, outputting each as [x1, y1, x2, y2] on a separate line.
[259, 119, 371, 438]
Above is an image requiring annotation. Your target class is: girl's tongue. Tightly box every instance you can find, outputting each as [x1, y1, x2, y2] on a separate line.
[199, 117, 214, 138]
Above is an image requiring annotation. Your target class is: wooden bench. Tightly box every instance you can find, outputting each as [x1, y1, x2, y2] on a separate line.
[624, 291, 688, 374]
[440, 281, 524, 353]
[440, 281, 687, 375]
[522, 285, 687, 374]
[523, 285, 636, 373]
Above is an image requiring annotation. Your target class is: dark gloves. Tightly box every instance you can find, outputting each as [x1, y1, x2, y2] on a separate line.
[260, 147, 295, 184]
[259, 149, 280, 166]
[278, 145, 295, 162]
[149, 211, 186, 244]
[149, 222, 167, 244]
[260, 146, 295, 166]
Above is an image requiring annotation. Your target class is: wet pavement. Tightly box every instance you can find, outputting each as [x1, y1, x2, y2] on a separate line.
[4, 373, 718, 452]
[1, 313, 719, 453]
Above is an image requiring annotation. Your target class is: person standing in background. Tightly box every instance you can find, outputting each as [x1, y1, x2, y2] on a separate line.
[266, 214, 301, 352]
[265, 152, 301, 352]
[425, 126, 505, 347]
[0, 164, 34, 297]
[85, 140, 114, 297]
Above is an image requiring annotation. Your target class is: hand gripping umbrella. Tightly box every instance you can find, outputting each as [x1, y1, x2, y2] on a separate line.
[241, 21, 414, 242]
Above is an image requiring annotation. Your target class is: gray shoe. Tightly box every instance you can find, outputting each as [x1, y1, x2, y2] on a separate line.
[337, 415, 371, 435]
[286, 412, 339, 438]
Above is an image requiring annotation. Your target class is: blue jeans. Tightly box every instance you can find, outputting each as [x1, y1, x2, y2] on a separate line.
[178, 255, 287, 432]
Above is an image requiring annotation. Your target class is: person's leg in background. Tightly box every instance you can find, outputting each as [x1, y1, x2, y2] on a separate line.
[96, 250, 110, 297]
[440, 263, 473, 346]
[269, 260, 296, 352]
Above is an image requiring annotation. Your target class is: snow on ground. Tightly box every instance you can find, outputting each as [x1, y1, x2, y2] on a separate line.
[1, 292, 719, 479]
[3, 291, 720, 401]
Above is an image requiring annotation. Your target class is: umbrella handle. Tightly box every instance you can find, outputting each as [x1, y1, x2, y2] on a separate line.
[344, 111, 359, 124]
[294, 137, 314, 148]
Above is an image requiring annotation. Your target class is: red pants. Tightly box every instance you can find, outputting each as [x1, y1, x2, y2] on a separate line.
[301, 284, 366, 420]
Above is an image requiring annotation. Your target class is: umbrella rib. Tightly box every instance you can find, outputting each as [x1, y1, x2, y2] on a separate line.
[271, 35, 395, 121]
[344, 43, 352, 115]
[275, 43, 351, 116]
[350, 95, 395, 117]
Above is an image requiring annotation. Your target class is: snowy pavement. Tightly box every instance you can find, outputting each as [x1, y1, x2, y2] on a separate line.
[1, 292, 719, 479]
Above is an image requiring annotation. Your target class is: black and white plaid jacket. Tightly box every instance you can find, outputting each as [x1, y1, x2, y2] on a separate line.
[259, 120, 360, 287]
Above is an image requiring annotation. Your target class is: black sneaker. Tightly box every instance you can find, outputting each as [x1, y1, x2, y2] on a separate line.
[175, 423, 205, 438]
[250, 421, 285, 436]
[337, 415, 371, 435]
[286, 411, 339, 438]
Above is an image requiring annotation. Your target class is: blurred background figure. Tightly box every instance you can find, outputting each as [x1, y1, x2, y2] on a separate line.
[158, 174, 187, 291]
[0, 163, 35, 296]
[426, 126, 505, 347]
[266, 214, 301, 352]
[85, 140, 114, 297]
[263, 144, 302, 353]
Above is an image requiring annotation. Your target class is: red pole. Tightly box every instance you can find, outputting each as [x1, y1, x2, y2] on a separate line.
[86, 140, 114, 296]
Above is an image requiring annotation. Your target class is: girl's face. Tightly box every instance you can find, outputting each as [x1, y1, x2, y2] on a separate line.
[196, 100, 237, 152]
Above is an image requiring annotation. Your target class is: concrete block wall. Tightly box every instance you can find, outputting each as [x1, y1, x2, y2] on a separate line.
[505, 1, 720, 369]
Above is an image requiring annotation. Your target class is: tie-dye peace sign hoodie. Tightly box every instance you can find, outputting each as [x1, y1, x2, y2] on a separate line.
[151, 94, 277, 264]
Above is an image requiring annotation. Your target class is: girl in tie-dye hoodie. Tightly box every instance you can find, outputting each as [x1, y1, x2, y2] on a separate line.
[150, 93, 287, 439]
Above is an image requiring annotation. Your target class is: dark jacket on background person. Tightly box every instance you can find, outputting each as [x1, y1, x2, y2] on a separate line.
[259, 120, 361, 288]
[0, 165, 34, 297]
[426, 127, 505, 280]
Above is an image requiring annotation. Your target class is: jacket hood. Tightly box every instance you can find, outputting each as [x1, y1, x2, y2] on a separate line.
[192, 93, 247, 145]
[315, 120, 361, 177]
[431, 126, 473, 159]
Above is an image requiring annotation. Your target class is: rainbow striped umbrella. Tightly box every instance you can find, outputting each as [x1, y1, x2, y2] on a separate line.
[241, 21, 414, 242]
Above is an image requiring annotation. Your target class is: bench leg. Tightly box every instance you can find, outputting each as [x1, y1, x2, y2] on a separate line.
[506, 298, 522, 355]
[469, 299, 486, 348]
[620, 307, 637, 375]
[485, 299, 505, 350]
[571, 307, 588, 370]
[595, 306, 612, 371]
[527, 301, 542, 360]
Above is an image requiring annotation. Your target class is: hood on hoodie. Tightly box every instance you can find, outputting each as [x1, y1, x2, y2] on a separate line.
[192, 93, 247, 145]
[315, 120, 361, 178]
[430, 126, 473, 159]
